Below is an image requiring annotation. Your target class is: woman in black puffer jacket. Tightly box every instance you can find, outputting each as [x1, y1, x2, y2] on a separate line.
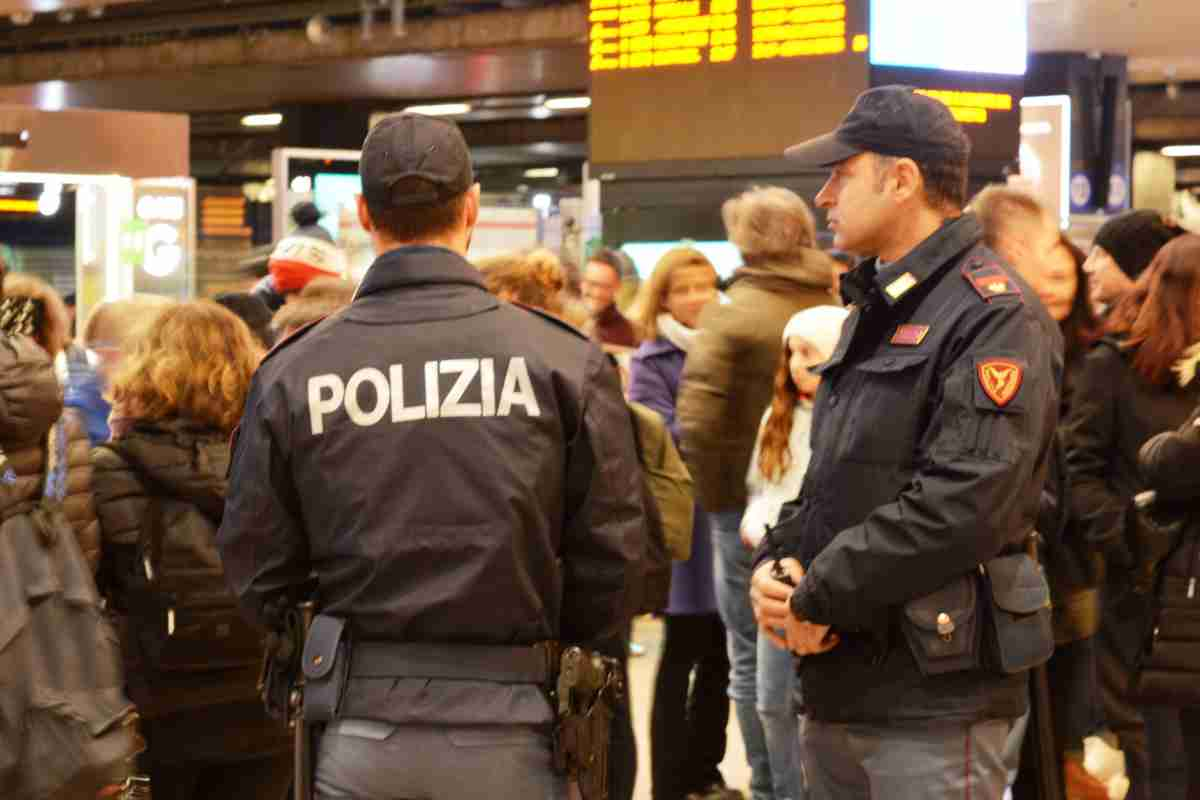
[1065, 235, 1200, 800]
[1138, 363, 1200, 800]
[92, 300, 290, 800]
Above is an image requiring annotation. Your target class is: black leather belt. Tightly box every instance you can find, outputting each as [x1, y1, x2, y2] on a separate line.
[350, 641, 557, 685]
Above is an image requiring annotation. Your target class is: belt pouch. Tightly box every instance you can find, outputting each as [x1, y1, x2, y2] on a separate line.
[302, 615, 351, 722]
[981, 553, 1054, 674]
[900, 573, 981, 677]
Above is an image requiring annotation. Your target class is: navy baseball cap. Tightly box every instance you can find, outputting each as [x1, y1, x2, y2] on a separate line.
[360, 113, 475, 207]
[785, 85, 971, 168]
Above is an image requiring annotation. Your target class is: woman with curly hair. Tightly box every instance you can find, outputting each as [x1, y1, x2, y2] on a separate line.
[91, 300, 292, 800]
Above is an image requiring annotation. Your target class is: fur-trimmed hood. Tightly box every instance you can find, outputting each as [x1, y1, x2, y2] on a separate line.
[1175, 342, 1200, 388]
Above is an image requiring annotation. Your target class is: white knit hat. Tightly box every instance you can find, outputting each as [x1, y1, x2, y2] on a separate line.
[781, 305, 849, 361]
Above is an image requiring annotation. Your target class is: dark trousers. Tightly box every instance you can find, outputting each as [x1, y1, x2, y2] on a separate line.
[651, 613, 731, 800]
[1183, 710, 1200, 800]
[150, 753, 292, 800]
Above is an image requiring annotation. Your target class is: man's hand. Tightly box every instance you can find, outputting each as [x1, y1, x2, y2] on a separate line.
[750, 558, 803, 649]
[785, 614, 839, 656]
[751, 558, 840, 655]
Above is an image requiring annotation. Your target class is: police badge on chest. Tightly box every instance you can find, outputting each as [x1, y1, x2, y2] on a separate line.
[307, 357, 541, 435]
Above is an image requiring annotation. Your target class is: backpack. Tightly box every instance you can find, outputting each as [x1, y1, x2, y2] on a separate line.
[0, 421, 143, 799]
[97, 443, 264, 677]
[627, 402, 695, 614]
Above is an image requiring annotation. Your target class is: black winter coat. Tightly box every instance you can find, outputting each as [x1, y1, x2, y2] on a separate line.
[218, 245, 644, 727]
[761, 214, 1062, 724]
[1064, 340, 1200, 586]
[92, 419, 290, 765]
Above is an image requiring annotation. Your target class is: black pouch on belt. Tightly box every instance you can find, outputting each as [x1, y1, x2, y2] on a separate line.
[980, 553, 1054, 674]
[302, 615, 351, 722]
[900, 574, 982, 677]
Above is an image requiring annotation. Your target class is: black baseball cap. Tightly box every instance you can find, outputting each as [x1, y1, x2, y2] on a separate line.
[360, 113, 475, 207]
[785, 85, 971, 168]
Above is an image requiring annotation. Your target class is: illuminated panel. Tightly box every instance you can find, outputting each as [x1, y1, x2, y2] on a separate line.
[751, 0, 847, 61]
[589, 0, 740, 71]
[915, 89, 1013, 125]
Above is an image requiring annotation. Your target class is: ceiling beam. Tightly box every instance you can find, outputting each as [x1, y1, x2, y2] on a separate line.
[0, 3, 585, 86]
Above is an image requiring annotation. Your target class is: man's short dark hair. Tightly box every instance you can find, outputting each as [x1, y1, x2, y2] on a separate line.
[588, 248, 623, 282]
[365, 176, 469, 243]
[876, 154, 968, 212]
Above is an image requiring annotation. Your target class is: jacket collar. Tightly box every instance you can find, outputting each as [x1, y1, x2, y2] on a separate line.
[638, 336, 682, 358]
[841, 213, 983, 308]
[355, 245, 486, 299]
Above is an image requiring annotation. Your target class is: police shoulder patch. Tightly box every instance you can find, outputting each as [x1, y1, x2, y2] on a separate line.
[513, 302, 588, 340]
[962, 260, 1022, 303]
[977, 358, 1024, 408]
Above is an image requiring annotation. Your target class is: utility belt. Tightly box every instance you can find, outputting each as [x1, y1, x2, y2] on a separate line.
[294, 616, 622, 800]
[898, 544, 1055, 679]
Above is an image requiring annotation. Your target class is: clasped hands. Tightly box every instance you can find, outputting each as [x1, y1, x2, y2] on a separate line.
[749, 558, 840, 656]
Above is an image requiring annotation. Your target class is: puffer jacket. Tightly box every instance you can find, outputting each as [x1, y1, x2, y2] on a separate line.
[61, 408, 101, 572]
[0, 333, 64, 515]
[0, 334, 139, 797]
[92, 419, 290, 764]
[678, 252, 836, 512]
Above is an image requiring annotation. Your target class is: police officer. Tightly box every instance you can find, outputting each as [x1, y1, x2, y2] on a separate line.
[749, 86, 1062, 799]
[217, 113, 644, 800]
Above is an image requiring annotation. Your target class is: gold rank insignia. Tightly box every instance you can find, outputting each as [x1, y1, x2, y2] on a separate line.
[885, 272, 918, 300]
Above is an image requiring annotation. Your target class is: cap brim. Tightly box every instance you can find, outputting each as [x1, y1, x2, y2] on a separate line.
[783, 132, 862, 167]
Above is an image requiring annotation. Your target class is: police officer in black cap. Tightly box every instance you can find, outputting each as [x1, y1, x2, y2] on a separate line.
[748, 86, 1062, 798]
[217, 113, 644, 800]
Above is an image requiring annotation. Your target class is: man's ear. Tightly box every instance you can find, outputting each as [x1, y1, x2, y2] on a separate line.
[892, 158, 923, 204]
[464, 183, 481, 230]
[356, 194, 375, 234]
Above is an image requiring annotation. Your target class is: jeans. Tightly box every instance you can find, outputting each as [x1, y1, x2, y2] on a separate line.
[711, 509, 774, 800]
[757, 634, 804, 800]
[651, 613, 731, 800]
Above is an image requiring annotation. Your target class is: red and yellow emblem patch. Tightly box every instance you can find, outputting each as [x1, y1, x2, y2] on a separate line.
[977, 359, 1023, 407]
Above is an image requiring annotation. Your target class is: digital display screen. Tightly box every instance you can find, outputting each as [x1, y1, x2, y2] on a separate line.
[589, 0, 870, 165]
[622, 241, 743, 280]
[868, 0, 1027, 76]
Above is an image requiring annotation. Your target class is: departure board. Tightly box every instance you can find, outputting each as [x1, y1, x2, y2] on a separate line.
[588, 0, 870, 165]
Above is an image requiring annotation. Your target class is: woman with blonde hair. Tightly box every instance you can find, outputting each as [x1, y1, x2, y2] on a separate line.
[628, 247, 737, 800]
[91, 300, 292, 800]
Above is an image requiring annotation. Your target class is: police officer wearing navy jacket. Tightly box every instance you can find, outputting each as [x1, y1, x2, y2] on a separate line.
[749, 87, 1062, 799]
[217, 113, 644, 800]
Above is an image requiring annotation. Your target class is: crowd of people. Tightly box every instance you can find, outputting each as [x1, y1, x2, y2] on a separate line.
[0, 95, 1198, 800]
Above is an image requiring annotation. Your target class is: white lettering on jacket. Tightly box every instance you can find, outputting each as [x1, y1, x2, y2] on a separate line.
[307, 357, 540, 435]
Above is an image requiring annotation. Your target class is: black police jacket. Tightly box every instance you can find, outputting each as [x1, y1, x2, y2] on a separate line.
[217, 245, 644, 726]
[758, 214, 1063, 724]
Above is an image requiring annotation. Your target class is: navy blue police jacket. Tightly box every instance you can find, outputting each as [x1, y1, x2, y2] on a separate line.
[217, 245, 644, 726]
[756, 213, 1063, 724]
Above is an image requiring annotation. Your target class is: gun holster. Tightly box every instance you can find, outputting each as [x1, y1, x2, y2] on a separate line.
[552, 647, 623, 800]
[302, 614, 352, 722]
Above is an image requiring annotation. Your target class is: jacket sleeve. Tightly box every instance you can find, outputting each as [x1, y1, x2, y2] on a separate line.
[1139, 403, 1200, 505]
[91, 444, 150, 600]
[790, 302, 1060, 631]
[560, 348, 645, 646]
[215, 372, 311, 631]
[61, 410, 101, 573]
[628, 353, 681, 443]
[1062, 345, 1133, 568]
[677, 307, 746, 506]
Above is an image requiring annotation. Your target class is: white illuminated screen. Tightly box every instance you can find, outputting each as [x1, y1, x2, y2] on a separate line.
[869, 0, 1027, 76]
[622, 242, 744, 281]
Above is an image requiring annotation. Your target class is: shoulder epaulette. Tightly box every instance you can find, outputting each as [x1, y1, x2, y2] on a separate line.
[961, 258, 1023, 303]
[512, 302, 589, 340]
